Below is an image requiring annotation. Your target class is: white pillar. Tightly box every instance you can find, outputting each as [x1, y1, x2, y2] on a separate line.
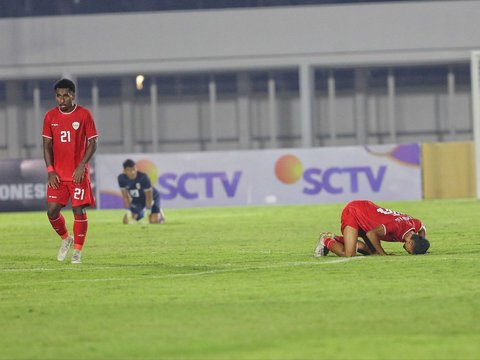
[121, 77, 134, 153]
[209, 76, 217, 148]
[299, 63, 314, 148]
[33, 82, 42, 157]
[327, 71, 336, 144]
[268, 74, 277, 148]
[91, 80, 99, 123]
[447, 67, 456, 139]
[237, 73, 250, 149]
[150, 79, 158, 153]
[6, 81, 21, 158]
[387, 69, 397, 144]
[470, 51, 480, 199]
[354, 69, 367, 145]
[90, 81, 100, 208]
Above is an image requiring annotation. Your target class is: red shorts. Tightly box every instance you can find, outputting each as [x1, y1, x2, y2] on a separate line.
[46, 180, 96, 207]
[340, 203, 360, 233]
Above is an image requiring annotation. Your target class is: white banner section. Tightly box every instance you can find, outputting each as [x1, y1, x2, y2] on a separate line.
[96, 144, 421, 209]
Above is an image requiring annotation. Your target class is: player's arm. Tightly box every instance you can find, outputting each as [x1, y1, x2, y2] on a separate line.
[120, 188, 132, 224]
[359, 235, 378, 255]
[418, 224, 426, 237]
[120, 188, 131, 209]
[144, 188, 153, 212]
[365, 225, 391, 256]
[73, 137, 98, 184]
[43, 137, 60, 189]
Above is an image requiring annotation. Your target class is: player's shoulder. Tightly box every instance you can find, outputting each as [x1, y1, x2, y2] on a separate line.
[75, 105, 93, 117]
[411, 218, 424, 231]
[136, 171, 148, 180]
[117, 173, 128, 183]
[75, 104, 88, 112]
[137, 171, 153, 185]
[44, 107, 59, 118]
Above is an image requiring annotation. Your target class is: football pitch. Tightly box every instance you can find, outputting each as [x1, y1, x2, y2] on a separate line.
[1, 199, 479, 360]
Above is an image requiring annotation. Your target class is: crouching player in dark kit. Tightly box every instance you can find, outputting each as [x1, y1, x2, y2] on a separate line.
[117, 159, 165, 224]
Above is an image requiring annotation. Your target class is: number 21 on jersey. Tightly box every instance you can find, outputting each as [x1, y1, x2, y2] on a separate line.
[60, 131, 71, 142]
[376, 207, 401, 216]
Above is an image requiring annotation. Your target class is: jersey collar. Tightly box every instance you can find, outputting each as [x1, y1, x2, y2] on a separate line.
[58, 104, 77, 114]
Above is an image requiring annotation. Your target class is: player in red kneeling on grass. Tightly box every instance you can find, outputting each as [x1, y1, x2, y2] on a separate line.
[314, 200, 430, 257]
[42, 78, 99, 264]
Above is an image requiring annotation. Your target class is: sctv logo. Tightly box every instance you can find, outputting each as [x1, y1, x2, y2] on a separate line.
[158, 171, 242, 200]
[274, 154, 386, 195]
[135, 159, 242, 200]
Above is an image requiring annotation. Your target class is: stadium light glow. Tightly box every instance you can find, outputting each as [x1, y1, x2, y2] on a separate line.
[136, 75, 145, 90]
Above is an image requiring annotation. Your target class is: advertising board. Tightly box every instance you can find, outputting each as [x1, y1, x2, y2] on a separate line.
[96, 144, 421, 209]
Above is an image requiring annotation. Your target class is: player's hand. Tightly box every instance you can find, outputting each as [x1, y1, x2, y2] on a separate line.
[73, 163, 86, 184]
[47, 171, 60, 189]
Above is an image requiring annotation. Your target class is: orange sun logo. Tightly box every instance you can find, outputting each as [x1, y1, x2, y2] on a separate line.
[274, 155, 303, 184]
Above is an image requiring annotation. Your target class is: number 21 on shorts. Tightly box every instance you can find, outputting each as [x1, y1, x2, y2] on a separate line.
[74, 188, 85, 200]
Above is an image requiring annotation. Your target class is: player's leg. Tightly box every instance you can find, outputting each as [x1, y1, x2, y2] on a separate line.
[320, 234, 371, 257]
[123, 206, 139, 224]
[339, 204, 360, 257]
[324, 234, 346, 257]
[46, 184, 73, 261]
[123, 211, 130, 224]
[343, 225, 358, 257]
[358, 229, 377, 254]
[335, 235, 372, 255]
[47, 202, 67, 237]
[123, 205, 142, 224]
[71, 205, 88, 264]
[69, 180, 95, 264]
[149, 212, 163, 224]
[356, 241, 373, 255]
[314, 232, 332, 257]
[129, 203, 145, 223]
[149, 193, 165, 224]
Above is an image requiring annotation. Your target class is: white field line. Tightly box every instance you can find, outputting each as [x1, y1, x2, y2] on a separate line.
[0, 255, 468, 275]
[1, 257, 364, 285]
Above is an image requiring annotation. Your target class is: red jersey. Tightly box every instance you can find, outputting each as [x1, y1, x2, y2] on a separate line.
[341, 200, 424, 242]
[42, 105, 98, 182]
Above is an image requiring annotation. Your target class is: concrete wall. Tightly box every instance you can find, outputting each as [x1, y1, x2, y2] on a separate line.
[0, 1, 478, 158]
[0, 1, 479, 78]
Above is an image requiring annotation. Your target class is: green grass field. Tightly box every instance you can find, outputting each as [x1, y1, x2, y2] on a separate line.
[1, 199, 479, 360]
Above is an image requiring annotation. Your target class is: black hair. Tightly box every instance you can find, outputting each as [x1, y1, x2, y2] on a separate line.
[123, 159, 136, 169]
[54, 78, 76, 93]
[411, 234, 430, 255]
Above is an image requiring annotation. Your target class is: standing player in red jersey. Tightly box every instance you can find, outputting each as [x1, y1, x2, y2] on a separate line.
[42, 78, 99, 264]
[314, 200, 430, 257]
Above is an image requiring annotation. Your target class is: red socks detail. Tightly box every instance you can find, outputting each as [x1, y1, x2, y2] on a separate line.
[335, 236, 345, 244]
[48, 214, 69, 240]
[48, 213, 88, 250]
[73, 213, 88, 250]
[324, 235, 345, 250]
[324, 237, 336, 250]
